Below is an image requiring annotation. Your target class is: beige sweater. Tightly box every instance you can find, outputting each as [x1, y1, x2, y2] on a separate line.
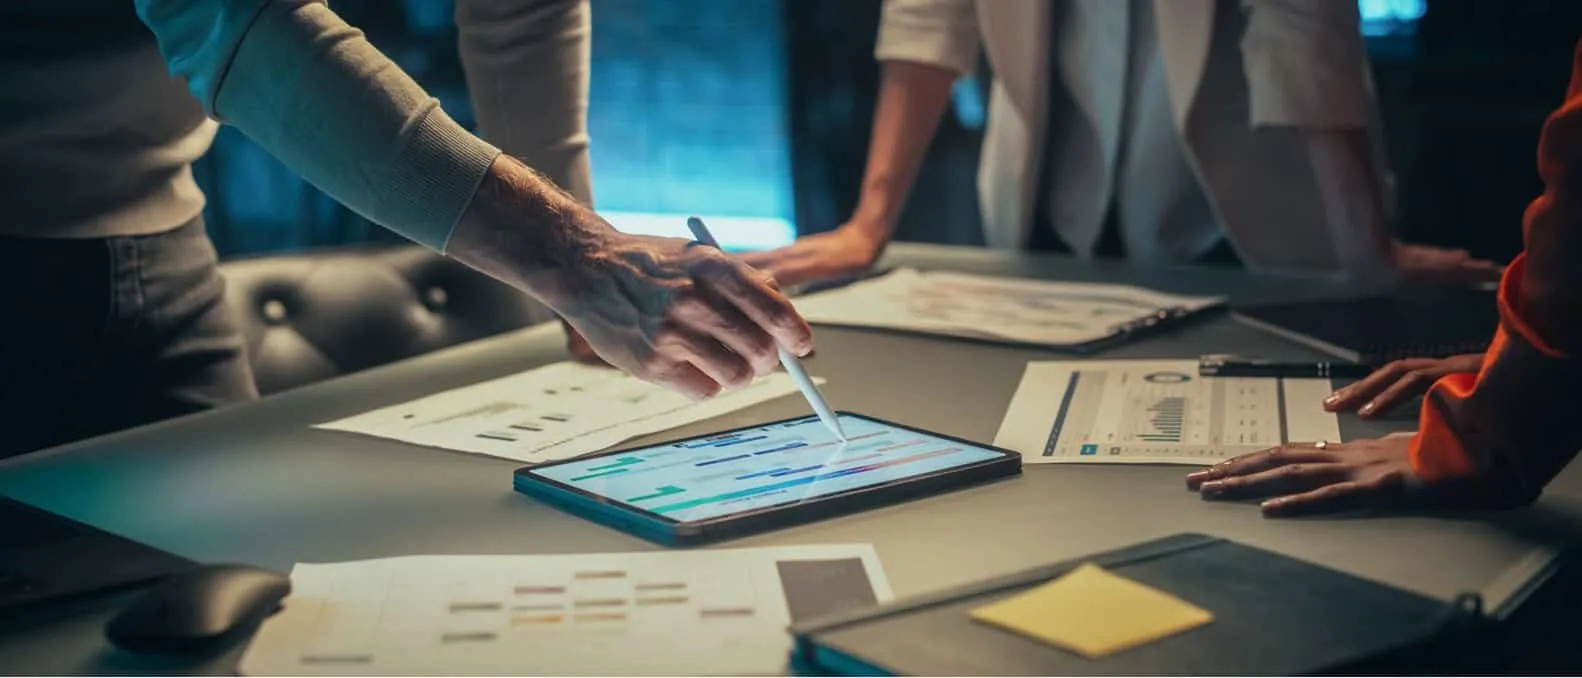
[0, 0, 501, 252]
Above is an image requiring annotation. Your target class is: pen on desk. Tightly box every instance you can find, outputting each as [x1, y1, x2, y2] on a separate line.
[1198, 356, 1375, 380]
[685, 217, 848, 441]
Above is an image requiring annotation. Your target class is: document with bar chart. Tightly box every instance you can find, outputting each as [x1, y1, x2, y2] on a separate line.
[994, 360, 1341, 465]
[314, 361, 818, 465]
[238, 545, 891, 676]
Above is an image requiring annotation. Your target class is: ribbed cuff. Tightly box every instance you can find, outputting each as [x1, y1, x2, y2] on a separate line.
[1495, 255, 1567, 359]
[395, 108, 502, 253]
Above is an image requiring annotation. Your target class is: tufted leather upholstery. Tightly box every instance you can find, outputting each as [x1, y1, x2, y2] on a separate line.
[220, 245, 555, 395]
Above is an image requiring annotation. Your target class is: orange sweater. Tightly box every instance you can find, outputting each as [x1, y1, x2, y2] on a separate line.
[1410, 39, 1582, 506]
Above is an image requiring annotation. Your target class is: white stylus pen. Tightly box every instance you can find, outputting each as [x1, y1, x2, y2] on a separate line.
[685, 217, 847, 441]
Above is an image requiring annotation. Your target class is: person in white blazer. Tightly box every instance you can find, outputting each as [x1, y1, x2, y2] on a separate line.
[743, 0, 1501, 286]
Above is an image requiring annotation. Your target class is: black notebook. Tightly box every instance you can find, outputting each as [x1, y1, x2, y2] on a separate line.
[1233, 286, 1499, 364]
[790, 534, 1489, 676]
[0, 496, 195, 616]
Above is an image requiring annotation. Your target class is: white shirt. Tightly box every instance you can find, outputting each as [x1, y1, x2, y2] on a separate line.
[1043, 0, 1223, 263]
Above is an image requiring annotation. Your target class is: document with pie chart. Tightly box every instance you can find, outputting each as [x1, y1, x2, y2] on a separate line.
[994, 360, 1341, 465]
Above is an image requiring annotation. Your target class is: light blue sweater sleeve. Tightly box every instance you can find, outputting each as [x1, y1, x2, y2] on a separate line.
[134, 0, 501, 252]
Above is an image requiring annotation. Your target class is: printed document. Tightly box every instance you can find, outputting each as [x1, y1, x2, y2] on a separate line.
[995, 360, 1341, 465]
[238, 545, 892, 676]
[795, 269, 1222, 347]
[316, 361, 818, 465]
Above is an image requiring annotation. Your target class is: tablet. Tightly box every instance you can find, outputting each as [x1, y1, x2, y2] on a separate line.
[513, 411, 1021, 545]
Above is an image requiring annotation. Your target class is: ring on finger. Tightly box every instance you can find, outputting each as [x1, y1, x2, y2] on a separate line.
[1313, 440, 1329, 450]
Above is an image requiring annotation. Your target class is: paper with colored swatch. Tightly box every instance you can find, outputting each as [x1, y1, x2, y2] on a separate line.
[238, 545, 891, 676]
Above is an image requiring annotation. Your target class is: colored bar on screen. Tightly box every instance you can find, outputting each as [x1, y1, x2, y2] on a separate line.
[751, 441, 809, 456]
[652, 447, 962, 513]
[625, 485, 686, 503]
[569, 468, 630, 482]
[711, 435, 769, 448]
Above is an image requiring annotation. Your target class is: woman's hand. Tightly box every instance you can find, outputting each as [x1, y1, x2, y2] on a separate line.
[1392, 241, 1504, 285]
[1322, 354, 1484, 417]
[738, 222, 888, 288]
[1185, 437, 1419, 517]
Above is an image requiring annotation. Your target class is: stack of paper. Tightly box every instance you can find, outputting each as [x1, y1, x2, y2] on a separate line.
[795, 269, 1222, 348]
[238, 545, 892, 676]
[316, 361, 821, 464]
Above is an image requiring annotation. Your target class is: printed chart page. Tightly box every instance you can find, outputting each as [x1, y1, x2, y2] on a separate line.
[238, 545, 892, 676]
[315, 361, 818, 465]
[994, 360, 1341, 465]
[794, 269, 1222, 347]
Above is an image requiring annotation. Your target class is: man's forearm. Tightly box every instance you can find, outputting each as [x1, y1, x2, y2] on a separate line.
[447, 154, 611, 299]
[849, 60, 958, 236]
[138, 0, 500, 252]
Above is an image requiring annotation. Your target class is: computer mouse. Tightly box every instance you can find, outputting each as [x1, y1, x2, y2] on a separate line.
[105, 563, 291, 654]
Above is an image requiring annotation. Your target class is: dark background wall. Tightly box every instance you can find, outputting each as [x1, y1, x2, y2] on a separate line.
[195, 0, 1580, 264]
[196, 0, 797, 256]
[1388, 0, 1582, 261]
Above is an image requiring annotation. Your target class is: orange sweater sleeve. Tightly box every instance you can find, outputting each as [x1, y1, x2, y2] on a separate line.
[1409, 39, 1582, 506]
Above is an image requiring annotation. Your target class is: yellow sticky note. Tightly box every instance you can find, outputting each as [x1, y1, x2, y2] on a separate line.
[969, 563, 1213, 659]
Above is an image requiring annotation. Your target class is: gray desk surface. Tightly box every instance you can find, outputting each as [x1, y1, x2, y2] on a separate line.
[3, 244, 1581, 675]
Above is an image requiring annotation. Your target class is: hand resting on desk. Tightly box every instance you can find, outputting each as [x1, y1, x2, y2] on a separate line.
[1322, 355, 1484, 418]
[737, 225, 888, 288]
[1185, 438, 1421, 517]
[1392, 241, 1505, 285]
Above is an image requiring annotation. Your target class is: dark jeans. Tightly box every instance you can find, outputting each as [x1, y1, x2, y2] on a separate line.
[0, 217, 258, 458]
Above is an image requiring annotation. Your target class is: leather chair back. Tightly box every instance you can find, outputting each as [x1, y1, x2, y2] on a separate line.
[221, 245, 554, 395]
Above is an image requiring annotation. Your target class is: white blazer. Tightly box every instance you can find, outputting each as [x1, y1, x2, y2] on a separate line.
[877, 0, 1395, 275]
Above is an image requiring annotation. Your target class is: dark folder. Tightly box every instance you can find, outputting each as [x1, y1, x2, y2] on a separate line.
[1232, 287, 1499, 364]
[790, 534, 1488, 676]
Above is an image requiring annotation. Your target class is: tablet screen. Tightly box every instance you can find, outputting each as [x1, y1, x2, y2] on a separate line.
[526, 413, 1009, 523]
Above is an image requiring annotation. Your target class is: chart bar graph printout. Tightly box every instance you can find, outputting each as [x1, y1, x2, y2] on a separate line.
[527, 413, 1009, 523]
[994, 361, 1342, 465]
[238, 546, 891, 676]
[314, 361, 818, 465]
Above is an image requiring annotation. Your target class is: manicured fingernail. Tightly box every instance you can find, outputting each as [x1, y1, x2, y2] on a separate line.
[1359, 402, 1375, 415]
[1324, 393, 1340, 405]
[793, 338, 814, 357]
[1200, 481, 1224, 497]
